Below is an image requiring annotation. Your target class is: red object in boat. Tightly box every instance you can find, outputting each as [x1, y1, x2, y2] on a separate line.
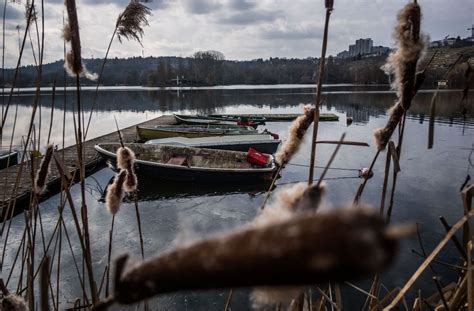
[269, 132, 279, 139]
[237, 120, 257, 127]
[247, 148, 269, 167]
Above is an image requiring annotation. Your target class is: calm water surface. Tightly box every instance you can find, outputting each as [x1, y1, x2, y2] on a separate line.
[1, 85, 473, 310]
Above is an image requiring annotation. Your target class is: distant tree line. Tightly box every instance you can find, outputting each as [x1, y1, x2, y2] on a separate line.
[1, 46, 472, 88]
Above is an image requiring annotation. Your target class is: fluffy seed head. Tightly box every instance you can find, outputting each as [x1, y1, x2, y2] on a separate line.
[275, 105, 314, 165]
[116, 0, 152, 45]
[34, 144, 54, 194]
[106, 170, 127, 215]
[1, 294, 28, 311]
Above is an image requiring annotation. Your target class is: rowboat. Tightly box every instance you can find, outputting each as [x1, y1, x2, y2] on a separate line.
[95, 143, 277, 183]
[145, 134, 281, 154]
[174, 114, 259, 128]
[136, 125, 257, 141]
[206, 114, 267, 124]
[212, 113, 340, 122]
[0, 150, 18, 170]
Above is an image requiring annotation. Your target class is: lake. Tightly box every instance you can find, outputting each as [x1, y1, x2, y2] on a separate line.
[0, 85, 473, 309]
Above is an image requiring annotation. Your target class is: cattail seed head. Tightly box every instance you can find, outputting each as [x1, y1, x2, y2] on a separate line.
[106, 170, 127, 215]
[117, 147, 138, 192]
[117, 147, 135, 170]
[1, 294, 28, 311]
[124, 170, 138, 193]
[34, 144, 54, 194]
[63, 0, 98, 80]
[275, 105, 315, 165]
[373, 3, 425, 150]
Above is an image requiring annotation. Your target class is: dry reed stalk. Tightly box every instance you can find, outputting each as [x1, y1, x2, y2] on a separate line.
[438, 216, 468, 261]
[462, 184, 473, 251]
[84, 0, 151, 139]
[33, 144, 53, 194]
[40, 255, 50, 311]
[110, 208, 401, 305]
[1, 0, 7, 140]
[105, 170, 127, 215]
[373, 3, 425, 150]
[0, 1, 34, 131]
[432, 276, 449, 310]
[428, 92, 437, 149]
[315, 140, 369, 147]
[46, 77, 57, 145]
[0, 0, 45, 270]
[386, 211, 473, 309]
[307, 0, 333, 184]
[53, 154, 96, 304]
[105, 214, 115, 298]
[468, 241, 473, 311]
[64, 0, 98, 302]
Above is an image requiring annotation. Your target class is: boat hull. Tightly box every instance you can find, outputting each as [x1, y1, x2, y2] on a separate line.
[174, 114, 259, 128]
[146, 136, 280, 154]
[95, 143, 277, 183]
[136, 126, 257, 140]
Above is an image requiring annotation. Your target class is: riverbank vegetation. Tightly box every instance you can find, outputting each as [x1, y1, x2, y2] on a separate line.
[1, 46, 473, 88]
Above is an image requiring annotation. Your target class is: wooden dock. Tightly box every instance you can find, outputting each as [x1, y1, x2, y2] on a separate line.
[0, 112, 341, 219]
[217, 113, 339, 121]
[0, 115, 175, 220]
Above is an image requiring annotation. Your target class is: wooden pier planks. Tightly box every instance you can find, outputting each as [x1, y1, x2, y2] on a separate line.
[0, 115, 175, 219]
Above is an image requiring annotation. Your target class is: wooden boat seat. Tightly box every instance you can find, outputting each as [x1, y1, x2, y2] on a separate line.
[167, 156, 188, 166]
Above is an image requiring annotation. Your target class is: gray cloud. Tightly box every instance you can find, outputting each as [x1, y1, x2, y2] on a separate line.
[217, 10, 283, 25]
[182, 0, 221, 14]
[227, 0, 255, 11]
[261, 24, 324, 41]
[46, 0, 169, 10]
[1, 0, 473, 67]
[5, 3, 24, 20]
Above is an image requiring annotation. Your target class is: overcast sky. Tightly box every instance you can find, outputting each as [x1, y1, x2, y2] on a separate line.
[2, 0, 473, 67]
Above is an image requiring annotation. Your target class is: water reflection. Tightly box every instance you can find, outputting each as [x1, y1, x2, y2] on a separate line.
[121, 178, 274, 201]
[1, 85, 473, 309]
[2, 86, 472, 150]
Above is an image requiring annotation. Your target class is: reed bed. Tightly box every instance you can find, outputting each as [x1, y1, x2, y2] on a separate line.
[0, 0, 472, 310]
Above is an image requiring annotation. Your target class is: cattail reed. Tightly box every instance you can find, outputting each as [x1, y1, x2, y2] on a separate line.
[63, 0, 97, 80]
[111, 208, 399, 305]
[106, 170, 127, 215]
[254, 182, 325, 227]
[33, 144, 53, 194]
[275, 105, 315, 165]
[117, 146, 137, 192]
[116, 0, 152, 44]
[373, 3, 425, 150]
[1, 294, 28, 311]
[251, 182, 325, 307]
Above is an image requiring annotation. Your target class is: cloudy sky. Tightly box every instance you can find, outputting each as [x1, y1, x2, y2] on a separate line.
[2, 0, 473, 67]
